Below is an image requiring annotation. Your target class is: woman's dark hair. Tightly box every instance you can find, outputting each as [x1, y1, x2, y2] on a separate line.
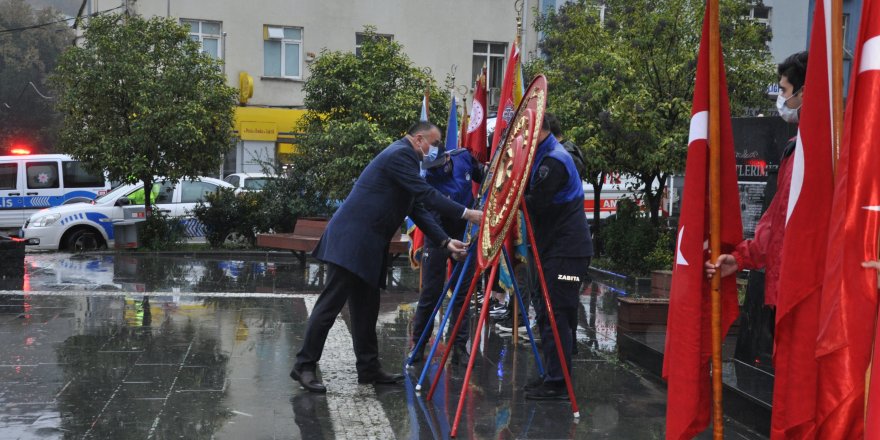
[778, 51, 808, 92]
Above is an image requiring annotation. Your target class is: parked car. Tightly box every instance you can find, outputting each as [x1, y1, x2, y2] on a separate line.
[223, 172, 276, 192]
[21, 177, 233, 251]
[0, 154, 112, 231]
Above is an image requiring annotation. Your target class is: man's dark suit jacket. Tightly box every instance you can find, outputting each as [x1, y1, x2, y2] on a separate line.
[313, 137, 465, 288]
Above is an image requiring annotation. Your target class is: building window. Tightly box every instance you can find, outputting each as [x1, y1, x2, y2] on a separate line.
[472, 41, 508, 110]
[745, 2, 771, 26]
[264, 26, 303, 79]
[355, 32, 393, 57]
[182, 19, 222, 59]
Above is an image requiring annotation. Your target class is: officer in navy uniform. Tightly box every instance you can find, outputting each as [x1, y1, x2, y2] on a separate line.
[410, 145, 485, 365]
[290, 121, 483, 393]
[522, 113, 593, 400]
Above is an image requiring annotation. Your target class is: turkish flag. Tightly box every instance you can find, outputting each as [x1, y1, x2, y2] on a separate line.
[815, 0, 880, 437]
[662, 4, 742, 438]
[464, 67, 489, 163]
[769, 1, 836, 438]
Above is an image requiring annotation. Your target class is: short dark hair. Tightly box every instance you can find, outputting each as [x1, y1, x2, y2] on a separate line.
[778, 51, 808, 92]
[542, 113, 563, 137]
[407, 121, 438, 136]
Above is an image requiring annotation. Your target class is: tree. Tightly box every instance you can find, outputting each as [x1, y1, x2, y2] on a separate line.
[0, 0, 74, 154]
[532, 0, 774, 225]
[52, 14, 237, 221]
[290, 27, 448, 202]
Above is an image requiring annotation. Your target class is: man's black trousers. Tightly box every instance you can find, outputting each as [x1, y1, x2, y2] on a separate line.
[295, 263, 381, 375]
[411, 245, 474, 349]
[534, 256, 590, 385]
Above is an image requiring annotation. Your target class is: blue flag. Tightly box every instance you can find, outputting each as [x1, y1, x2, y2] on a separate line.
[446, 93, 458, 150]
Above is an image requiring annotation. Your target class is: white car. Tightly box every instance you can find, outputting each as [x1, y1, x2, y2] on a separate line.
[223, 172, 276, 192]
[21, 177, 233, 251]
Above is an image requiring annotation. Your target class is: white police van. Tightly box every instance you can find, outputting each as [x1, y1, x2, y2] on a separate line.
[0, 154, 111, 231]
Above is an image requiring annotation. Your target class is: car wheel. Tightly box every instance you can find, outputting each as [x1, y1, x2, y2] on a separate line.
[65, 229, 105, 253]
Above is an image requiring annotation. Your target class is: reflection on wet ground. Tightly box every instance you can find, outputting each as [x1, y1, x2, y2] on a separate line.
[0, 253, 766, 439]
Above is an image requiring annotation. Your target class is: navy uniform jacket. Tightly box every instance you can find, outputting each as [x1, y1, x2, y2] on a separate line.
[313, 137, 466, 288]
[525, 134, 594, 259]
[424, 149, 484, 244]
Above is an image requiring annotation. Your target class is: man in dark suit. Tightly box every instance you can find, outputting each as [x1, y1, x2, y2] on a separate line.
[290, 121, 483, 393]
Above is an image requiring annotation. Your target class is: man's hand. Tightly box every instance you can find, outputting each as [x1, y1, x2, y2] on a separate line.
[863, 261, 880, 283]
[861, 260, 880, 271]
[463, 208, 483, 225]
[704, 254, 738, 279]
[446, 239, 469, 261]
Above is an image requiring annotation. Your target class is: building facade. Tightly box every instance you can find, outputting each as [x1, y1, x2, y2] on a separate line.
[84, 0, 540, 174]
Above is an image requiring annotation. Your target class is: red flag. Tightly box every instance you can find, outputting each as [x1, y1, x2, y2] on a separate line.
[464, 67, 488, 163]
[816, 0, 880, 437]
[405, 217, 424, 270]
[662, 5, 742, 438]
[770, 1, 835, 437]
[489, 42, 521, 159]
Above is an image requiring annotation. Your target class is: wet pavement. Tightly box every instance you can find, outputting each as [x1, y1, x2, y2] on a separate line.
[0, 252, 768, 439]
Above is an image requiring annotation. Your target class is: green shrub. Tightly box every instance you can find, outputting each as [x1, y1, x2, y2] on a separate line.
[645, 227, 675, 271]
[193, 188, 268, 248]
[258, 171, 332, 233]
[141, 210, 186, 250]
[193, 170, 332, 248]
[600, 198, 668, 275]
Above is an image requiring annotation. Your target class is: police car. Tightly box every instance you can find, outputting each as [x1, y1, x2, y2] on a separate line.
[21, 177, 232, 251]
[0, 153, 112, 231]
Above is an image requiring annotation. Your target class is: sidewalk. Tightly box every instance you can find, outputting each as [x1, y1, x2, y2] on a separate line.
[0, 252, 767, 439]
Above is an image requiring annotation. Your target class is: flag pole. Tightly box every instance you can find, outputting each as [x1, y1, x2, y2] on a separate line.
[830, 0, 843, 175]
[707, 0, 724, 438]
[424, 86, 430, 120]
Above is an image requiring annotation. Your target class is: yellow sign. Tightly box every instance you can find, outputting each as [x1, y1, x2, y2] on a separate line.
[239, 72, 254, 105]
[239, 121, 278, 141]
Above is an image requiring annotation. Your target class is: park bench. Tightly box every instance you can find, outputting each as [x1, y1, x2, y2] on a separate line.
[256, 218, 410, 266]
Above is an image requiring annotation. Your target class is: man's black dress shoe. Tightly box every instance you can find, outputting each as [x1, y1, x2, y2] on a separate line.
[523, 375, 545, 391]
[290, 368, 327, 393]
[358, 369, 404, 384]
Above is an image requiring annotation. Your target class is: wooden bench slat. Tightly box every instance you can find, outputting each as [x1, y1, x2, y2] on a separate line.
[257, 218, 410, 260]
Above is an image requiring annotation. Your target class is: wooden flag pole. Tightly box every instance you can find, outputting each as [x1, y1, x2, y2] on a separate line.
[831, 0, 844, 174]
[707, 0, 724, 438]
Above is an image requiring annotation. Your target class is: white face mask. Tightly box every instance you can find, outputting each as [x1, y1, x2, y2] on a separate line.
[776, 92, 801, 124]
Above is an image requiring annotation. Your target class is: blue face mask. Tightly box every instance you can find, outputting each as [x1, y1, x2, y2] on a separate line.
[424, 144, 439, 163]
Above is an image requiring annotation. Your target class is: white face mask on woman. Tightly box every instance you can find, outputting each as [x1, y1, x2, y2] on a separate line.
[776, 91, 801, 124]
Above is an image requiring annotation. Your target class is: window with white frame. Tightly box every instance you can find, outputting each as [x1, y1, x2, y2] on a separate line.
[182, 19, 222, 59]
[745, 2, 771, 26]
[472, 41, 507, 110]
[264, 26, 303, 79]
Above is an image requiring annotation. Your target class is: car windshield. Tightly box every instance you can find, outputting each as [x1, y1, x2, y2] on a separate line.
[244, 178, 273, 190]
[92, 184, 134, 204]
